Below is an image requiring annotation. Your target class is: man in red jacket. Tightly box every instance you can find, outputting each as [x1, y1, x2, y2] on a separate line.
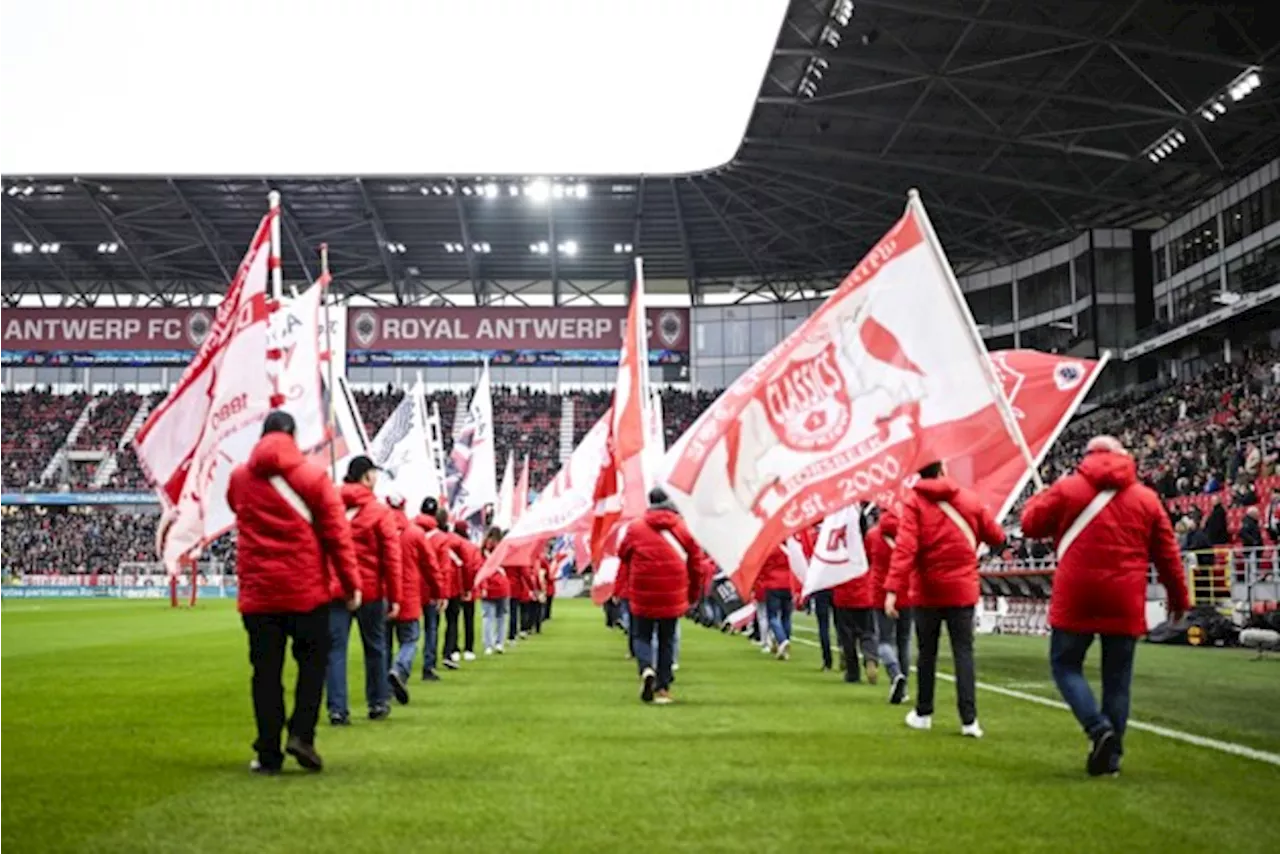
[452, 519, 483, 660]
[616, 488, 707, 704]
[385, 494, 435, 705]
[867, 507, 911, 705]
[757, 539, 800, 661]
[415, 498, 445, 681]
[434, 509, 467, 668]
[325, 455, 403, 724]
[831, 531, 880, 686]
[227, 412, 361, 774]
[885, 461, 1004, 737]
[1021, 436, 1190, 776]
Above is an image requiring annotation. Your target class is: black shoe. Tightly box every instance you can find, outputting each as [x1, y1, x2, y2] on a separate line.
[1087, 728, 1119, 777]
[421, 670, 441, 682]
[328, 713, 351, 727]
[821, 663, 833, 672]
[640, 667, 656, 703]
[249, 759, 281, 776]
[844, 672, 861, 684]
[369, 705, 391, 721]
[442, 659, 459, 671]
[889, 674, 909, 705]
[285, 736, 324, 772]
[389, 671, 410, 705]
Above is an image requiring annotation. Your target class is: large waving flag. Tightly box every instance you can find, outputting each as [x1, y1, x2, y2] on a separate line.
[448, 362, 498, 524]
[134, 210, 278, 573]
[513, 454, 530, 525]
[367, 378, 439, 517]
[266, 276, 329, 454]
[494, 450, 516, 531]
[663, 193, 1028, 594]
[589, 266, 653, 565]
[473, 415, 610, 591]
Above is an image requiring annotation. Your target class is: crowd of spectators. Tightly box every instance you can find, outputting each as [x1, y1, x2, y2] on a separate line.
[1, 389, 89, 490]
[71, 391, 145, 451]
[0, 507, 161, 577]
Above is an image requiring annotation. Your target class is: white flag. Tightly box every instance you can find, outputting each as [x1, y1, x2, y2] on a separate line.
[803, 505, 870, 597]
[448, 362, 498, 522]
[494, 450, 516, 531]
[663, 194, 1020, 593]
[266, 277, 328, 453]
[368, 379, 438, 516]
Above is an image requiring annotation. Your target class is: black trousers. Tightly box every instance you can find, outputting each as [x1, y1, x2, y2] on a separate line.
[442, 597, 462, 659]
[631, 615, 678, 691]
[521, 600, 540, 633]
[509, 599, 522, 640]
[914, 605, 977, 725]
[460, 599, 476, 653]
[834, 607, 880, 680]
[242, 605, 329, 769]
[544, 596, 554, 620]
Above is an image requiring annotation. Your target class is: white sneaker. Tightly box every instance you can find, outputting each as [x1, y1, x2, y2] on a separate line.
[449, 651, 461, 663]
[463, 651, 476, 662]
[760, 644, 773, 654]
[672, 662, 680, 672]
[961, 721, 984, 739]
[484, 647, 493, 656]
[777, 640, 791, 661]
[905, 710, 933, 730]
[495, 645, 504, 654]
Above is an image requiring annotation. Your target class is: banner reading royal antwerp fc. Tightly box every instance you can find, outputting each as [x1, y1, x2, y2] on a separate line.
[346, 306, 688, 367]
[663, 196, 1022, 591]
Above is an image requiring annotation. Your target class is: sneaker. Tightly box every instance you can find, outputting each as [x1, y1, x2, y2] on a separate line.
[249, 758, 280, 776]
[420, 670, 441, 682]
[285, 736, 323, 772]
[442, 659, 459, 671]
[389, 670, 410, 705]
[1087, 728, 1119, 777]
[484, 647, 493, 656]
[777, 640, 791, 661]
[449, 651, 462, 663]
[463, 651, 476, 662]
[640, 667, 657, 703]
[368, 705, 391, 721]
[653, 690, 674, 706]
[889, 674, 909, 705]
[865, 660, 879, 685]
[905, 710, 933, 730]
[495, 645, 504, 655]
[672, 663, 680, 672]
[960, 721, 984, 739]
[518, 631, 530, 640]
[760, 644, 773, 655]
[328, 712, 351, 726]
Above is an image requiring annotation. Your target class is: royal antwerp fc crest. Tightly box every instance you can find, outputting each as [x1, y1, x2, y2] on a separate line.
[352, 310, 378, 347]
[658, 310, 683, 347]
[185, 310, 212, 347]
[760, 330, 851, 452]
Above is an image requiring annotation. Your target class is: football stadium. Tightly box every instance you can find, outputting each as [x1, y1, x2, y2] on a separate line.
[3, 2, 1279, 851]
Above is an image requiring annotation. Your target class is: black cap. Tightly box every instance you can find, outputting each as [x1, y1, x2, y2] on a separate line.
[420, 496, 438, 516]
[262, 410, 296, 437]
[649, 486, 676, 511]
[344, 455, 380, 484]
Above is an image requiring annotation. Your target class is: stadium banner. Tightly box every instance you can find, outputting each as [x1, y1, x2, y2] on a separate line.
[345, 305, 689, 366]
[1, 585, 236, 599]
[1, 492, 159, 505]
[1, 304, 347, 368]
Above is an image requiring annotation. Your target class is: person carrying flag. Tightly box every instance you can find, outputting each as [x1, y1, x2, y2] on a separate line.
[326, 455, 403, 724]
[415, 498, 446, 681]
[450, 519, 484, 659]
[227, 411, 361, 775]
[384, 494, 436, 705]
[478, 526, 511, 655]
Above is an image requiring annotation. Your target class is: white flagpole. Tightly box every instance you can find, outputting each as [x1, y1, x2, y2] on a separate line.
[320, 242, 339, 483]
[267, 190, 284, 302]
[994, 349, 1112, 524]
[907, 188, 1044, 491]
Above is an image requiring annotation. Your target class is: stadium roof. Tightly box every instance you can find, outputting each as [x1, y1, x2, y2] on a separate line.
[4, 0, 1279, 308]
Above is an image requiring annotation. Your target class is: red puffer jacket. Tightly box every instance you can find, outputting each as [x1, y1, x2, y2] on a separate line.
[453, 535, 484, 598]
[1021, 450, 1189, 636]
[419, 516, 460, 600]
[391, 511, 436, 622]
[227, 432, 360, 615]
[616, 508, 705, 619]
[338, 483, 403, 606]
[478, 545, 512, 599]
[885, 477, 1004, 609]
[866, 510, 901, 608]
[756, 543, 796, 593]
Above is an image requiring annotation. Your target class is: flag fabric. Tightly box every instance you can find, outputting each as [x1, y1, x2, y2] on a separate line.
[513, 454, 530, 526]
[473, 414, 610, 591]
[323, 374, 369, 476]
[663, 195, 1023, 595]
[803, 504, 870, 597]
[589, 275, 652, 565]
[133, 211, 278, 573]
[494, 450, 516, 531]
[266, 275, 329, 454]
[447, 363, 498, 524]
[366, 379, 439, 517]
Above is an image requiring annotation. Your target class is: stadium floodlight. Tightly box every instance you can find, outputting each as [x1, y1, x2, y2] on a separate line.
[613, 243, 623, 253]
[558, 240, 578, 256]
[552, 183, 565, 200]
[97, 241, 119, 254]
[443, 242, 457, 253]
[1174, 131, 1186, 143]
[529, 241, 550, 255]
[38, 242, 60, 254]
[5, 186, 19, 196]
[12, 242, 33, 254]
[526, 180, 550, 203]
[1212, 100, 1226, 114]
[574, 183, 588, 199]
[507, 184, 520, 197]
[386, 242, 406, 253]
[444, 184, 455, 195]
[1201, 108, 1216, 121]
[461, 185, 473, 196]
[483, 183, 498, 198]
[1148, 152, 1160, 163]
[480, 241, 491, 253]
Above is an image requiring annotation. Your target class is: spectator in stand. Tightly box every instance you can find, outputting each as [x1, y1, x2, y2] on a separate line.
[327, 456, 402, 725]
[885, 461, 1005, 739]
[225, 411, 361, 775]
[1205, 501, 1230, 546]
[1020, 435, 1190, 777]
[615, 488, 707, 705]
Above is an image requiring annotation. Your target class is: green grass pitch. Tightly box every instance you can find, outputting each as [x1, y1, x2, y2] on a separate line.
[3, 597, 1278, 852]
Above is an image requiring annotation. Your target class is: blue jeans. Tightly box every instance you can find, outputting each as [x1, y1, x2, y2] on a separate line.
[482, 598, 508, 650]
[1050, 629, 1137, 744]
[652, 620, 681, 666]
[811, 590, 835, 667]
[876, 609, 912, 680]
[421, 605, 440, 675]
[632, 615, 678, 690]
[326, 599, 389, 715]
[766, 589, 794, 644]
[390, 619, 420, 682]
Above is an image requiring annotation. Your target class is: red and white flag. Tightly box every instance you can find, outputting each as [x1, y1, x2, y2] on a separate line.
[494, 450, 516, 531]
[267, 275, 329, 455]
[134, 211, 279, 574]
[513, 454, 530, 525]
[664, 194, 1025, 594]
[803, 504, 870, 597]
[473, 415, 610, 591]
[589, 268, 652, 565]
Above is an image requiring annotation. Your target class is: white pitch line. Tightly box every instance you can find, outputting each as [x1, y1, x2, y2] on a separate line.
[785, 634, 1280, 766]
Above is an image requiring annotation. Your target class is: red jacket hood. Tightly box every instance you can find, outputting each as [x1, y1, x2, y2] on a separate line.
[415, 513, 438, 531]
[340, 482, 378, 510]
[247, 433, 306, 478]
[914, 476, 960, 502]
[879, 509, 899, 538]
[643, 507, 683, 531]
[1077, 450, 1138, 491]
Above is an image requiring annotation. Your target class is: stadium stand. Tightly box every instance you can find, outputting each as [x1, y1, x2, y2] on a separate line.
[1, 389, 88, 490]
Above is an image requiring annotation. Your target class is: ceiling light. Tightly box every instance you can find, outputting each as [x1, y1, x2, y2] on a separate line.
[526, 180, 550, 203]
[574, 183, 588, 199]
[552, 184, 565, 200]
[461, 185, 473, 196]
[483, 183, 498, 199]
[97, 241, 119, 254]
[386, 242, 406, 253]
[1174, 131, 1185, 143]
[12, 242, 33, 254]
[444, 184, 454, 195]
[5, 186, 19, 197]
[443, 242, 457, 253]
[507, 184, 520, 197]
[1201, 109, 1216, 121]
[21, 186, 33, 197]
[39, 242, 60, 254]
[1212, 100, 1226, 114]
[558, 240, 578, 256]
[1148, 152, 1160, 163]
[614, 243, 623, 253]
[530, 241, 549, 255]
